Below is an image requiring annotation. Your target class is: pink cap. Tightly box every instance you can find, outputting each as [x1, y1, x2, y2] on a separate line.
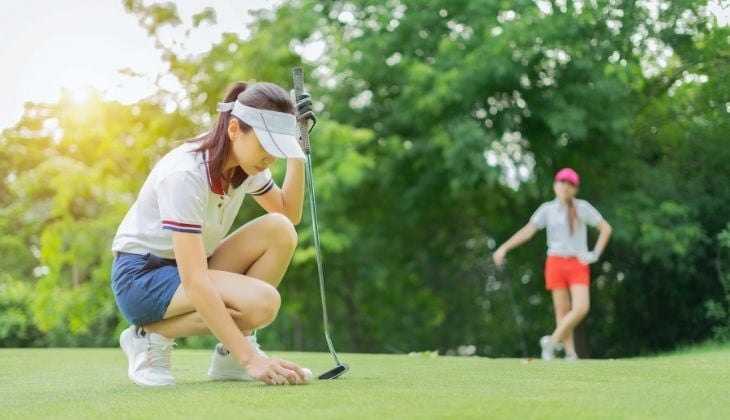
[555, 168, 579, 187]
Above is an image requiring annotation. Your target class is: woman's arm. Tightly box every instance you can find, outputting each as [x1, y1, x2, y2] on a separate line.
[493, 223, 539, 266]
[579, 219, 613, 264]
[172, 232, 303, 385]
[253, 159, 305, 224]
[593, 220, 613, 254]
[172, 232, 259, 365]
[173, 232, 304, 384]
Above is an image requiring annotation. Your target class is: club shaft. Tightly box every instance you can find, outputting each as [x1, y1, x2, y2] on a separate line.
[305, 155, 341, 365]
[503, 267, 528, 358]
[294, 67, 341, 366]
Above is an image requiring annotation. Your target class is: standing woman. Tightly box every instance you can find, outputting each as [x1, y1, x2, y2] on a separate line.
[493, 168, 612, 360]
[111, 81, 315, 386]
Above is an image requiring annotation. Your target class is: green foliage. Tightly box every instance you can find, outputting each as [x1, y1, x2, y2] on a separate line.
[0, 89, 196, 346]
[1, 0, 728, 358]
[283, 0, 729, 356]
[192, 7, 216, 28]
[0, 275, 45, 347]
[707, 223, 730, 342]
[122, 0, 181, 37]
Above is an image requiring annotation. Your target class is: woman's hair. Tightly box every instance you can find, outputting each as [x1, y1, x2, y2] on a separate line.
[192, 82, 295, 188]
[567, 198, 577, 236]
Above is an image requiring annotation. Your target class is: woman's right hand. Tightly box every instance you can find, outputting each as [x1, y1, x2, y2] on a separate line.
[244, 355, 306, 385]
[493, 248, 507, 267]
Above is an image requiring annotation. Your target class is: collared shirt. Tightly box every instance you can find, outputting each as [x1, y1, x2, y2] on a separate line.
[530, 199, 603, 257]
[112, 141, 274, 259]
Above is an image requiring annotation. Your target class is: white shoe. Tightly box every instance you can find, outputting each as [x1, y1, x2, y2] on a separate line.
[539, 335, 556, 361]
[207, 335, 267, 381]
[120, 326, 176, 386]
[564, 352, 579, 362]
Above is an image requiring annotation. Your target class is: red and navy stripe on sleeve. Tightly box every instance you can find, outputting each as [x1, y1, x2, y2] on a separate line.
[249, 179, 275, 196]
[161, 220, 203, 234]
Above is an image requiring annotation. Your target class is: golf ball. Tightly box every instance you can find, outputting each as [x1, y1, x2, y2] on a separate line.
[301, 367, 312, 384]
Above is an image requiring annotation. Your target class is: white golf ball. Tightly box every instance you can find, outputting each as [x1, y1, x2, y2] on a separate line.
[301, 367, 312, 384]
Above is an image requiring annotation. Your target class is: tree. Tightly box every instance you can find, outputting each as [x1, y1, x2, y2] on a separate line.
[2, 0, 727, 357]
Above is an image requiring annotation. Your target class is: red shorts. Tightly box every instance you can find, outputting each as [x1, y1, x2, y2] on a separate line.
[544, 256, 590, 290]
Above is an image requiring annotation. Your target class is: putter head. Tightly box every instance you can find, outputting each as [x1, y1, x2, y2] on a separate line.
[317, 363, 349, 380]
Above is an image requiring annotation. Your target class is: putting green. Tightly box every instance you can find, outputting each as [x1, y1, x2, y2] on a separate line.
[1, 344, 728, 419]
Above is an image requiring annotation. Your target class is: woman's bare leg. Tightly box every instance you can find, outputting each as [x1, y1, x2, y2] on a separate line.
[144, 213, 298, 338]
[551, 285, 590, 343]
[207, 213, 298, 287]
[551, 289, 574, 354]
[143, 270, 281, 338]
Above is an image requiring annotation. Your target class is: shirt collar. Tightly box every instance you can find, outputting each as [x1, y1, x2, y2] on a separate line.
[204, 150, 225, 196]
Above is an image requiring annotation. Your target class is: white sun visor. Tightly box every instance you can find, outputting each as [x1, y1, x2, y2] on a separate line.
[217, 100, 305, 160]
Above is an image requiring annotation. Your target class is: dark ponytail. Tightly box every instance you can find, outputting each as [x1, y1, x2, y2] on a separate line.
[192, 82, 295, 189]
[567, 198, 577, 236]
[225, 82, 249, 101]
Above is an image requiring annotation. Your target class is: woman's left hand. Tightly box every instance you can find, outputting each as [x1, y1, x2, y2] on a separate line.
[578, 250, 600, 265]
[295, 91, 317, 130]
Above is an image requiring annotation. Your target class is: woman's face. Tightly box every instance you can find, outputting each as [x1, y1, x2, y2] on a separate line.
[228, 119, 277, 175]
[553, 180, 578, 201]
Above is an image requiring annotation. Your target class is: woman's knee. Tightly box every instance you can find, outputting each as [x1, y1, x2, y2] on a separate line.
[573, 302, 590, 318]
[230, 284, 281, 329]
[260, 283, 282, 319]
[261, 213, 297, 249]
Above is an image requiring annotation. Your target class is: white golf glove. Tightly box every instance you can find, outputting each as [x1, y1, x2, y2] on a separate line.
[578, 250, 600, 265]
[290, 89, 316, 128]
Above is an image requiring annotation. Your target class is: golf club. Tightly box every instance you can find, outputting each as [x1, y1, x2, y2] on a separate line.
[499, 264, 529, 359]
[293, 67, 349, 380]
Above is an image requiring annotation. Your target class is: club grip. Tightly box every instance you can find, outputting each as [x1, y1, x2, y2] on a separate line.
[292, 67, 310, 155]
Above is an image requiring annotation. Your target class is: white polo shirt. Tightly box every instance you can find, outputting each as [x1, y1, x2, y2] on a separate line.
[112, 141, 275, 259]
[529, 199, 603, 257]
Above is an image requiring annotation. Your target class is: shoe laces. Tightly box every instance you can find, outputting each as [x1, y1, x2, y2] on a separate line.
[147, 339, 176, 370]
[247, 335, 267, 357]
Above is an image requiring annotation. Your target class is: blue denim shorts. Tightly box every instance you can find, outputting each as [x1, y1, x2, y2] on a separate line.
[111, 252, 181, 326]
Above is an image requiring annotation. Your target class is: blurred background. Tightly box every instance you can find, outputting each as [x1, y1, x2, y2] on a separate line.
[0, 0, 728, 358]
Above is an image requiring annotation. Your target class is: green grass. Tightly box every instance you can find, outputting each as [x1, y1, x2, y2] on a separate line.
[1, 345, 729, 419]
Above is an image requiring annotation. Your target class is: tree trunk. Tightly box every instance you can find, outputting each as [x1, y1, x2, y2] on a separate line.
[574, 318, 591, 358]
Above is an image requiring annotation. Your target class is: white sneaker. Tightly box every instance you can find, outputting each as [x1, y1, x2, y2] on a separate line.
[120, 326, 176, 386]
[564, 352, 579, 362]
[207, 335, 267, 381]
[539, 335, 556, 361]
